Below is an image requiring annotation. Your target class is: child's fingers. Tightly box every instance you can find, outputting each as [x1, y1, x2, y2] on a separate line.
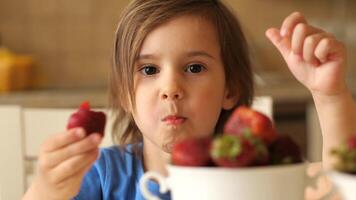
[41, 133, 102, 169]
[40, 128, 86, 153]
[265, 28, 291, 59]
[314, 37, 345, 63]
[303, 33, 333, 65]
[291, 23, 322, 55]
[280, 12, 307, 37]
[48, 148, 99, 184]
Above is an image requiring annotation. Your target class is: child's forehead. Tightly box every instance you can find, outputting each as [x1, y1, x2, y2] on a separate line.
[139, 14, 220, 57]
[160, 14, 215, 33]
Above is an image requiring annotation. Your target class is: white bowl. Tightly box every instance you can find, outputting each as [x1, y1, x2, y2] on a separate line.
[140, 162, 309, 200]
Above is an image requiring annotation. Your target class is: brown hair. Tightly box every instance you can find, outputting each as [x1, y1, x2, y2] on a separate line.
[109, 0, 254, 148]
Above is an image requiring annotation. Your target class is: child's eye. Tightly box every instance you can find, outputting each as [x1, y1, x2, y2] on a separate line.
[139, 65, 159, 75]
[185, 64, 205, 73]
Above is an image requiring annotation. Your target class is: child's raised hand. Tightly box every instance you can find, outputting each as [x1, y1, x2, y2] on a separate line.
[266, 12, 348, 98]
[23, 128, 102, 200]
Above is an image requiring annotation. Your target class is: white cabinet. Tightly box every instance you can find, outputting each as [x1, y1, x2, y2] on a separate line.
[251, 96, 273, 120]
[0, 106, 25, 200]
[23, 108, 113, 158]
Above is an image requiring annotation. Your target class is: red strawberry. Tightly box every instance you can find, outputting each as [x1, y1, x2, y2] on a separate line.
[67, 101, 106, 136]
[347, 136, 356, 150]
[268, 135, 302, 165]
[172, 137, 212, 167]
[243, 130, 269, 166]
[224, 106, 277, 144]
[210, 135, 257, 167]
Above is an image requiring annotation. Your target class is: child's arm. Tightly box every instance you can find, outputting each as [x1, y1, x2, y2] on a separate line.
[265, 12, 356, 169]
[22, 128, 102, 200]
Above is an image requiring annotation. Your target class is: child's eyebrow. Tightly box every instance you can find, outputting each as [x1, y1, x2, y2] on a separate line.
[186, 51, 215, 60]
[137, 51, 215, 61]
[137, 54, 156, 60]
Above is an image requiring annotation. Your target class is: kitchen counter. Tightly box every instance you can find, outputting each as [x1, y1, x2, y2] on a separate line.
[0, 85, 308, 108]
[0, 73, 354, 108]
[255, 72, 356, 103]
[0, 87, 109, 108]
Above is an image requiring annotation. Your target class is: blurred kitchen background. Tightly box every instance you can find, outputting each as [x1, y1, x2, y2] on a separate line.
[2, 0, 356, 158]
[0, 0, 356, 198]
[0, 0, 356, 155]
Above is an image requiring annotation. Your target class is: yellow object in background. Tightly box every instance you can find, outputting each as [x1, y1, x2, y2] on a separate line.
[0, 47, 34, 92]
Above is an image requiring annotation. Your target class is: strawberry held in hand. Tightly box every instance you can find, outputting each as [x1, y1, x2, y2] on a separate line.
[67, 101, 107, 136]
[172, 137, 212, 167]
[224, 106, 277, 144]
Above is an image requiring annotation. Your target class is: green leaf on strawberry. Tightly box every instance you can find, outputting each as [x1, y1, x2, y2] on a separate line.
[211, 135, 242, 159]
[331, 136, 356, 174]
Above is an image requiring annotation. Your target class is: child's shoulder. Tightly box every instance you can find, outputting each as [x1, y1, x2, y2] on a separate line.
[74, 143, 144, 199]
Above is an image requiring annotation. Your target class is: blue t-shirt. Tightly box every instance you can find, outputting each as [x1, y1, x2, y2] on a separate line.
[73, 144, 171, 200]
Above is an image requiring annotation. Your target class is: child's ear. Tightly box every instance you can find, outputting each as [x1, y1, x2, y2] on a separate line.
[222, 88, 238, 110]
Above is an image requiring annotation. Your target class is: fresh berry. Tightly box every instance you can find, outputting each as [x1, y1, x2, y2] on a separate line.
[347, 136, 356, 150]
[67, 101, 107, 136]
[172, 137, 212, 167]
[211, 135, 257, 167]
[331, 135, 356, 174]
[243, 130, 269, 165]
[224, 106, 277, 144]
[268, 135, 302, 165]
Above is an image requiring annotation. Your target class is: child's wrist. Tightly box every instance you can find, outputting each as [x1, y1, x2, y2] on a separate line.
[24, 178, 68, 200]
[23, 181, 43, 200]
[311, 85, 351, 105]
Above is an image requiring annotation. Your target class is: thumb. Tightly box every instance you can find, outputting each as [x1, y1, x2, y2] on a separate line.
[265, 28, 291, 59]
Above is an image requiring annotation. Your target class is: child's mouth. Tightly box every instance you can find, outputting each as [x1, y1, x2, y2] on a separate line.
[162, 115, 186, 125]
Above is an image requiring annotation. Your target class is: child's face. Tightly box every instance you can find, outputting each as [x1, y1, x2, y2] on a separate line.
[132, 15, 236, 152]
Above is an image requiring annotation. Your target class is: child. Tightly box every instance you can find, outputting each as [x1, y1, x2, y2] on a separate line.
[23, 0, 356, 199]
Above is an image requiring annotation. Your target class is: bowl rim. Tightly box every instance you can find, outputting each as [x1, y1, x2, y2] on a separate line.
[328, 170, 356, 179]
[167, 162, 306, 172]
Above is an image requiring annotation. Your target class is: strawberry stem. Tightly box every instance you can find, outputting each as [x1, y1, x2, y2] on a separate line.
[212, 135, 241, 159]
[80, 101, 90, 110]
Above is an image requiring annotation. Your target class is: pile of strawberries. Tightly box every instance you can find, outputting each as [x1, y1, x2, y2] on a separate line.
[172, 106, 302, 167]
[331, 136, 356, 174]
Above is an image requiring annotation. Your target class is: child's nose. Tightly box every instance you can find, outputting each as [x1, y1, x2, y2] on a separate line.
[161, 91, 183, 101]
[160, 78, 184, 101]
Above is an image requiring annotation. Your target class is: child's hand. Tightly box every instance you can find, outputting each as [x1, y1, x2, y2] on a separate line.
[266, 12, 347, 98]
[23, 128, 102, 200]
